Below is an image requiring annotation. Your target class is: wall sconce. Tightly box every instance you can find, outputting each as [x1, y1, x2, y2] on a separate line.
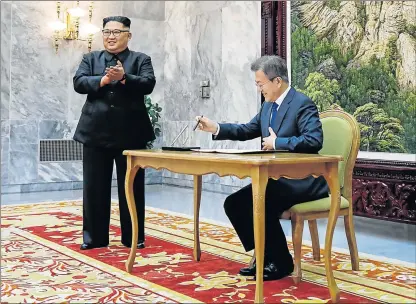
[49, 1, 100, 53]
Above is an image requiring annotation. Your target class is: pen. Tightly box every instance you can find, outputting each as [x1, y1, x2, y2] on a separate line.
[193, 115, 203, 131]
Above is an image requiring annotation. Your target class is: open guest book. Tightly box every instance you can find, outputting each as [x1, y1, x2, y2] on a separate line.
[190, 149, 286, 154]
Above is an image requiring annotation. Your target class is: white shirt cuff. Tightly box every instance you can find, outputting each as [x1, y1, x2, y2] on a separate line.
[213, 124, 220, 136]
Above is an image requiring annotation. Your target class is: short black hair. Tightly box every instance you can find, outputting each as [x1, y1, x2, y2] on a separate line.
[103, 16, 131, 28]
[250, 55, 289, 83]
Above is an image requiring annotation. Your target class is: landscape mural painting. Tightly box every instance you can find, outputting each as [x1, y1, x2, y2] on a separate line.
[290, 0, 416, 154]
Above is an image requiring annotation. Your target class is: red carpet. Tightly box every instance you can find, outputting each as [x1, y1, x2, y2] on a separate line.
[2, 201, 415, 303]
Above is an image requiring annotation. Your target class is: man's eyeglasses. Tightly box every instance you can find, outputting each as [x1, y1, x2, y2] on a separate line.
[255, 77, 279, 90]
[255, 82, 269, 90]
[102, 29, 130, 37]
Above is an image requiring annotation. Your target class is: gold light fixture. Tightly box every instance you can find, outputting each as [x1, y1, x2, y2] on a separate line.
[49, 1, 100, 53]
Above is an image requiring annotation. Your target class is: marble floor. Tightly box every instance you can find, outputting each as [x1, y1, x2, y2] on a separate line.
[2, 184, 415, 264]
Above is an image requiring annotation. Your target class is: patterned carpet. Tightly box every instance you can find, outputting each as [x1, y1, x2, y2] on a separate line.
[1, 200, 415, 303]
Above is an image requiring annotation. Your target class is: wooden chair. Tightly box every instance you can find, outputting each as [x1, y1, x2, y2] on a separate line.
[290, 109, 360, 283]
[249, 109, 360, 282]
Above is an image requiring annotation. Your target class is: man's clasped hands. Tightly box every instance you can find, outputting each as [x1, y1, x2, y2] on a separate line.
[101, 60, 125, 86]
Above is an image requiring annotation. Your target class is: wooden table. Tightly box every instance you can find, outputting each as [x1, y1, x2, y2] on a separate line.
[123, 150, 343, 303]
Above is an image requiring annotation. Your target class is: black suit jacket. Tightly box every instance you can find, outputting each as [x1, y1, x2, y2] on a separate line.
[73, 48, 156, 149]
[215, 88, 329, 202]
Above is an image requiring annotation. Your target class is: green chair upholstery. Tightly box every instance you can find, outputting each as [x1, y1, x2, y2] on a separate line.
[290, 195, 349, 213]
[319, 116, 353, 190]
[289, 113, 354, 213]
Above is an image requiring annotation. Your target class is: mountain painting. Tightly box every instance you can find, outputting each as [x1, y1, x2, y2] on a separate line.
[290, 0, 416, 154]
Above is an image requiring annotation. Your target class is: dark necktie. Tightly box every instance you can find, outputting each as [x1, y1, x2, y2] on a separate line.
[270, 102, 279, 128]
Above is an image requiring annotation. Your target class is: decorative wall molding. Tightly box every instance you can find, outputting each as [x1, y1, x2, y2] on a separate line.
[261, 1, 286, 58]
[261, 1, 272, 19]
[353, 158, 416, 224]
[261, 1, 287, 106]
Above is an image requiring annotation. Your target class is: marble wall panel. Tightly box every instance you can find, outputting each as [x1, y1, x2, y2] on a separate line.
[1, 2, 11, 120]
[10, 2, 69, 121]
[189, 11, 223, 121]
[187, 1, 230, 17]
[122, 1, 165, 21]
[164, 2, 192, 21]
[165, 1, 229, 20]
[69, 40, 89, 122]
[163, 17, 192, 121]
[8, 144, 38, 184]
[9, 120, 38, 146]
[38, 120, 78, 140]
[8, 120, 39, 184]
[220, 1, 261, 123]
[1, 120, 10, 185]
[38, 162, 83, 183]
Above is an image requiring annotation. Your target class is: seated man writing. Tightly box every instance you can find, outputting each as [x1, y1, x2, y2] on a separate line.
[195, 55, 329, 281]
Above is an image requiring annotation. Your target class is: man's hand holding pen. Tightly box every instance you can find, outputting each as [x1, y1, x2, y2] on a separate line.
[195, 116, 218, 134]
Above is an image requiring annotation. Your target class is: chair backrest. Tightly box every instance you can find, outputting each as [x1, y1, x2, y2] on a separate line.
[319, 110, 360, 199]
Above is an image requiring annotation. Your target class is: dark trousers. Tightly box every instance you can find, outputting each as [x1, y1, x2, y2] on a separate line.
[82, 145, 145, 246]
[224, 177, 328, 264]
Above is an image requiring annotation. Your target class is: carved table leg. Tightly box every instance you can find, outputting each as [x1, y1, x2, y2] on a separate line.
[124, 157, 140, 273]
[251, 166, 268, 304]
[324, 162, 341, 303]
[193, 175, 202, 261]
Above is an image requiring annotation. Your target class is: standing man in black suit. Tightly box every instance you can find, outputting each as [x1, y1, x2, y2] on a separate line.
[196, 55, 329, 281]
[73, 16, 156, 250]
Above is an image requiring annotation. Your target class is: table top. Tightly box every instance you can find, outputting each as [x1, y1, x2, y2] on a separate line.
[123, 149, 343, 165]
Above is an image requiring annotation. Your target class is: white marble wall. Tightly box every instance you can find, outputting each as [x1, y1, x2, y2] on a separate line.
[161, 1, 262, 192]
[1, 2, 11, 187]
[1, 1, 164, 193]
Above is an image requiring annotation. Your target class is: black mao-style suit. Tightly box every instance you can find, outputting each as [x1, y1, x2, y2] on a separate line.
[73, 47, 155, 247]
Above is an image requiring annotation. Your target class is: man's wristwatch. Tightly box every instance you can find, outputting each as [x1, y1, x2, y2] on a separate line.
[120, 74, 126, 81]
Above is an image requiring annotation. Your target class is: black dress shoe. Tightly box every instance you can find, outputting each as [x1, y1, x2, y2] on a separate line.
[255, 261, 294, 281]
[122, 241, 145, 249]
[239, 262, 256, 276]
[80, 243, 108, 250]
